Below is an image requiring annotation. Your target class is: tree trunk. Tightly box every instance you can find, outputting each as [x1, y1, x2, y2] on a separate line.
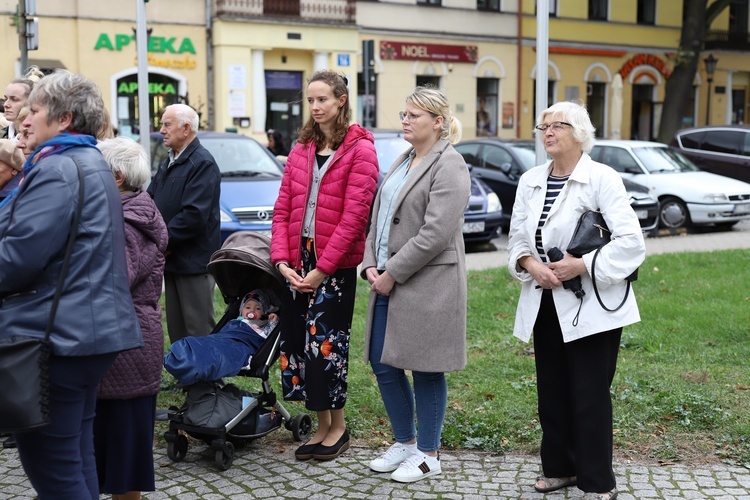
[656, 0, 708, 144]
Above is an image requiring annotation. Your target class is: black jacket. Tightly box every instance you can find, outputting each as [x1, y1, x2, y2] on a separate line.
[148, 136, 221, 275]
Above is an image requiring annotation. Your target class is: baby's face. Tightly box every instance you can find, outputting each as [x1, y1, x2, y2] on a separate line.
[241, 299, 263, 319]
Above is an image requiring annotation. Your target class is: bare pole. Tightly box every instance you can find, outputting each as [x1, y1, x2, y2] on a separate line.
[535, 0, 549, 165]
[136, 0, 150, 156]
[19, 0, 28, 72]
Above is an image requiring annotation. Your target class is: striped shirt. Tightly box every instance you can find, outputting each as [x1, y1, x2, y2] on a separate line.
[535, 174, 569, 262]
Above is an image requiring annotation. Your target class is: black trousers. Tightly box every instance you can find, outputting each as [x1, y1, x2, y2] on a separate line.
[533, 290, 621, 493]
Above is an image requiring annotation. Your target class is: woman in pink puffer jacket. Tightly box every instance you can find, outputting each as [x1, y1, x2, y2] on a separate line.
[271, 69, 378, 462]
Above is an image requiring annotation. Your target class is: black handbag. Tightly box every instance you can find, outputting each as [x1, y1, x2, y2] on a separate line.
[0, 162, 84, 433]
[566, 210, 637, 312]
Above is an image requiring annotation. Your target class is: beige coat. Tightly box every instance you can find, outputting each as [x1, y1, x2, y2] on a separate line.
[361, 139, 471, 372]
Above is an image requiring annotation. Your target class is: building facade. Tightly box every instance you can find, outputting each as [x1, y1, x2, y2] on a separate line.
[1, 0, 747, 146]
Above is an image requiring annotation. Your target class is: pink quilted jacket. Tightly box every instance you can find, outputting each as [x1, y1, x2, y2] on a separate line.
[271, 124, 378, 275]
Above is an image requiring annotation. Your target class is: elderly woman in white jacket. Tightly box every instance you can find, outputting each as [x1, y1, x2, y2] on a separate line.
[507, 101, 645, 500]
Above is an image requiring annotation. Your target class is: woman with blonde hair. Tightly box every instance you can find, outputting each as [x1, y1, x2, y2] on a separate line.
[361, 86, 471, 483]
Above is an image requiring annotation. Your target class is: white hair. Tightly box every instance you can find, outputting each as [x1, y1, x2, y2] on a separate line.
[165, 103, 199, 132]
[536, 100, 596, 153]
[98, 136, 151, 190]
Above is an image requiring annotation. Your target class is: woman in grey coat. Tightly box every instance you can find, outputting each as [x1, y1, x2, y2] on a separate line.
[361, 86, 471, 483]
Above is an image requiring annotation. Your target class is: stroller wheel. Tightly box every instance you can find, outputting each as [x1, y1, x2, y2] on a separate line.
[167, 433, 188, 462]
[215, 441, 234, 471]
[291, 413, 313, 442]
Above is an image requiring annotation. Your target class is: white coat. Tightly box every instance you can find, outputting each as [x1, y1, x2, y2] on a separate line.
[507, 153, 646, 343]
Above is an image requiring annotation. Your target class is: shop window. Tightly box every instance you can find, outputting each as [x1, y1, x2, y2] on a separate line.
[417, 75, 440, 88]
[587, 82, 606, 138]
[589, 0, 608, 21]
[732, 88, 746, 124]
[637, 0, 656, 25]
[417, 0, 441, 5]
[265, 71, 303, 147]
[116, 73, 179, 138]
[477, 78, 498, 137]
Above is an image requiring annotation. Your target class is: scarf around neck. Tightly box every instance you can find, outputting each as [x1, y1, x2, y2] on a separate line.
[0, 132, 98, 210]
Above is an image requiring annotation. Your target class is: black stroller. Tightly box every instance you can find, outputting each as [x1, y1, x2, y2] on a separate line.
[163, 231, 311, 470]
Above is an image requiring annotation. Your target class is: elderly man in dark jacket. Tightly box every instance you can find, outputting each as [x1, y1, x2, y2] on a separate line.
[148, 103, 221, 343]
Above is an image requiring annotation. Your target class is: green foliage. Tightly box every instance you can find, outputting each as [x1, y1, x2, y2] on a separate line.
[158, 249, 750, 464]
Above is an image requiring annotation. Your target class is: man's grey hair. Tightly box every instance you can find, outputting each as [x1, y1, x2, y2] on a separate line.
[165, 103, 199, 132]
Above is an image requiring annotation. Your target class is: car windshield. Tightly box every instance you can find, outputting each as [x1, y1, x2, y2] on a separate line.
[201, 138, 282, 177]
[374, 137, 411, 175]
[632, 146, 700, 174]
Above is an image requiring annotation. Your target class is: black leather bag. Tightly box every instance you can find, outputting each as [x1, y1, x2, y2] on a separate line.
[566, 210, 637, 312]
[0, 162, 84, 433]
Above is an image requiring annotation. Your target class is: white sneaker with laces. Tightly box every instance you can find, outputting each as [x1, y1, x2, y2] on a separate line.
[390, 450, 441, 483]
[369, 442, 415, 472]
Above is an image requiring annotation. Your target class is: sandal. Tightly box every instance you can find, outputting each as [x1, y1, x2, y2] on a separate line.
[582, 488, 618, 500]
[534, 475, 577, 493]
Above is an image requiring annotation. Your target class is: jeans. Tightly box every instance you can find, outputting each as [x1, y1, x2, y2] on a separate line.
[15, 353, 117, 500]
[369, 294, 447, 453]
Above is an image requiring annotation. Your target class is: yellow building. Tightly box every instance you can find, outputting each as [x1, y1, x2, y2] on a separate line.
[518, 0, 749, 140]
[0, 0, 207, 139]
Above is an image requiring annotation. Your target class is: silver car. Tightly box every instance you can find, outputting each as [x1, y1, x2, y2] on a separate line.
[591, 140, 750, 229]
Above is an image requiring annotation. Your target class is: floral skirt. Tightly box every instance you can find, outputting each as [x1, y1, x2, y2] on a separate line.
[279, 238, 356, 411]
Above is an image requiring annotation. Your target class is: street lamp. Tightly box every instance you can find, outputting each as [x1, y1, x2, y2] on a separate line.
[704, 53, 718, 125]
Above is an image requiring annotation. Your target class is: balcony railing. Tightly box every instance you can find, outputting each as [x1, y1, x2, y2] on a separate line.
[705, 30, 750, 51]
[215, 0, 356, 23]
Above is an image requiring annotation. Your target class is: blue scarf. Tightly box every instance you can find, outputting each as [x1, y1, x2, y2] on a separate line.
[0, 132, 98, 210]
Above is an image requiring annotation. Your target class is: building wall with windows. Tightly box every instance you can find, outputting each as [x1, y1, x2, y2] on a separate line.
[356, 0, 519, 139]
[0, 0, 208, 140]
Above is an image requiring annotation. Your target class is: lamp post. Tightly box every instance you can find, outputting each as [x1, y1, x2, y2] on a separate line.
[704, 53, 718, 126]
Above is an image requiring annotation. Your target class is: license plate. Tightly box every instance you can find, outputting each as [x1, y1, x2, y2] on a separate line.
[635, 209, 648, 219]
[733, 203, 750, 214]
[463, 221, 485, 234]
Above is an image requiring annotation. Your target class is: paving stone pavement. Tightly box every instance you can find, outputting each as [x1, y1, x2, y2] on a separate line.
[2, 439, 750, 499]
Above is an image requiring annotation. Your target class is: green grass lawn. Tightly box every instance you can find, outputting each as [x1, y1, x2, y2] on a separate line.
[158, 248, 750, 466]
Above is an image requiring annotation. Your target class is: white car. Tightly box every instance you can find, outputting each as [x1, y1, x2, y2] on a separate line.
[590, 140, 750, 229]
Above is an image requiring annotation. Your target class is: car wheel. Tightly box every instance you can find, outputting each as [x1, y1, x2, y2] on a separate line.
[659, 196, 690, 229]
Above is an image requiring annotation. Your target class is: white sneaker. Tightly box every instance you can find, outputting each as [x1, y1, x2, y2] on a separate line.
[369, 442, 415, 472]
[390, 450, 441, 483]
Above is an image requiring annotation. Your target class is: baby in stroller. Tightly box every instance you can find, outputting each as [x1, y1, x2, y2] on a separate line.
[164, 288, 280, 386]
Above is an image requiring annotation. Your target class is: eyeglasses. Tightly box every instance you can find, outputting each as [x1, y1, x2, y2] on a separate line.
[534, 121, 572, 133]
[399, 111, 427, 122]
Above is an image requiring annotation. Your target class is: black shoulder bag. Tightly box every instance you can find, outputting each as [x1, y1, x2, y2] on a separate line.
[0, 162, 85, 433]
[566, 210, 638, 313]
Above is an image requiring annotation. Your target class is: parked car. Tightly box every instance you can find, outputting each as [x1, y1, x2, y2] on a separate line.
[590, 140, 750, 229]
[671, 125, 750, 183]
[454, 139, 660, 232]
[150, 131, 284, 242]
[372, 131, 504, 244]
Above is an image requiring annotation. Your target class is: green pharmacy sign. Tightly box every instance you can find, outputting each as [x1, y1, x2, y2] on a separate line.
[95, 33, 196, 54]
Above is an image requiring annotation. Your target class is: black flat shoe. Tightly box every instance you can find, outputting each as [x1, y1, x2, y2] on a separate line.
[295, 441, 322, 460]
[312, 429, 350, 461]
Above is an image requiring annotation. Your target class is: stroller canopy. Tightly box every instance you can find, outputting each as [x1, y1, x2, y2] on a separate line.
[208, 231, 285, 303]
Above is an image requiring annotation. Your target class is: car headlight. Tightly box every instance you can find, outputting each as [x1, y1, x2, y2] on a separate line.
[486, 192, 502, 213]
[703, 193, 729, 203]
[220, 209, 233, 222]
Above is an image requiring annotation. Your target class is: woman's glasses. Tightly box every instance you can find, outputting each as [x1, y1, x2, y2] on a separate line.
[534, 121, 572, 133]
[399, 111, 427, 122]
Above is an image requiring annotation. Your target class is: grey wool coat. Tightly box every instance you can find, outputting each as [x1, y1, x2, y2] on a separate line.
[361, 138, 471, 373]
